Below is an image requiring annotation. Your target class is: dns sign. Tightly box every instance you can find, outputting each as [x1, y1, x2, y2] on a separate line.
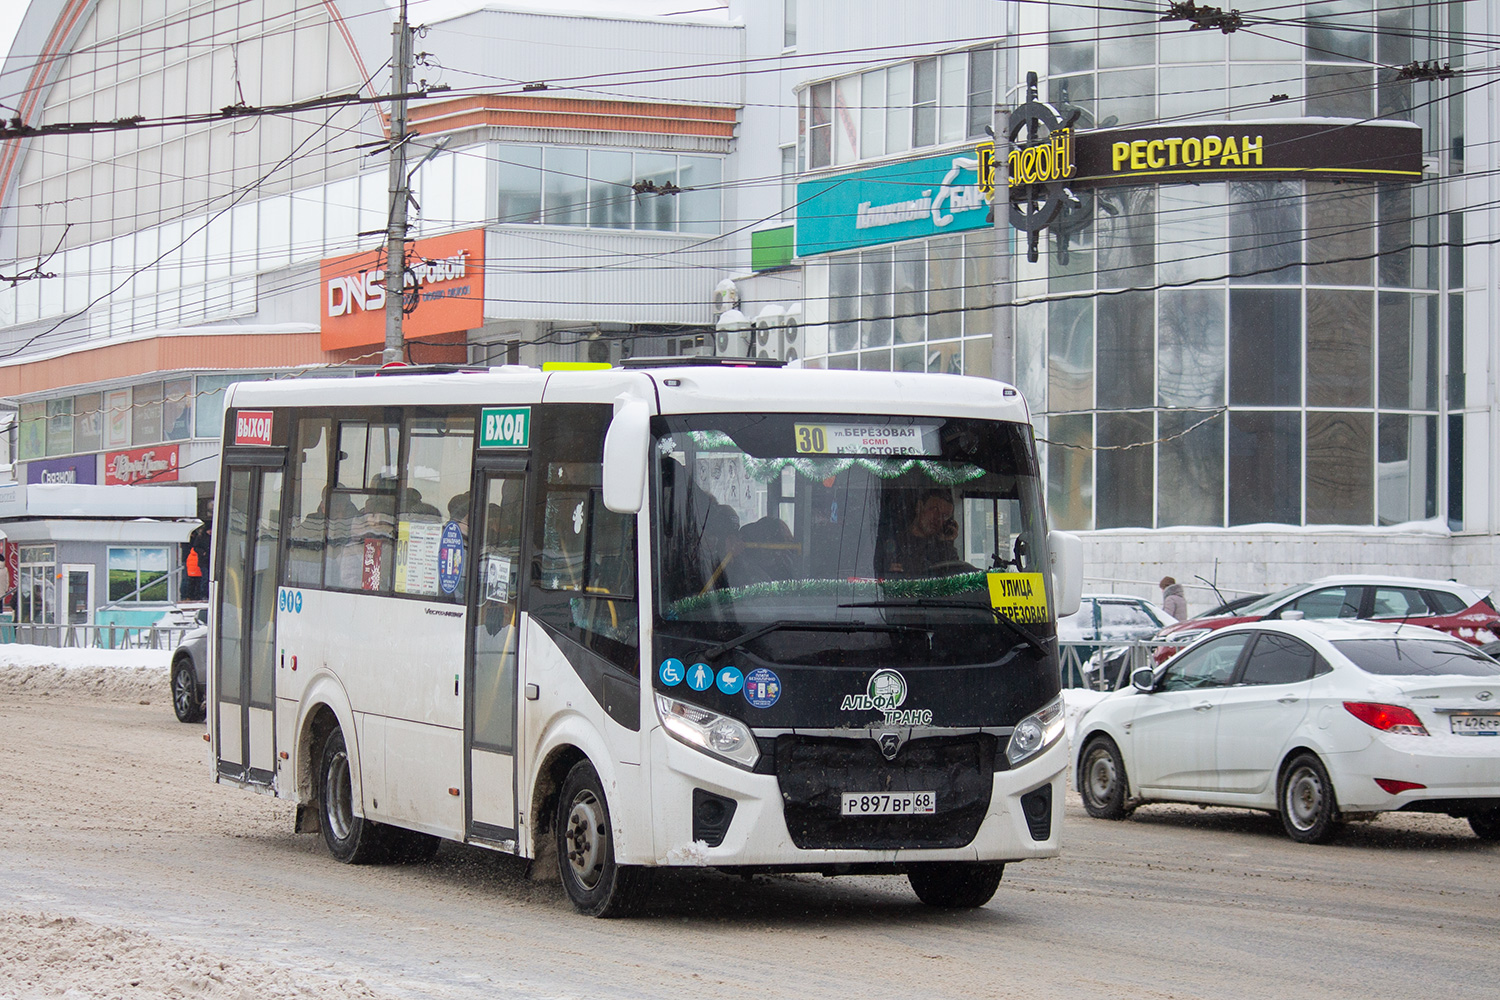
[1005, 71, 1078, 263]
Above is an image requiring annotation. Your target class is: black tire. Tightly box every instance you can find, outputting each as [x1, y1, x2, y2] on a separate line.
[907, 862, 1005, 908]
[318, 727, 391, 864]
[1079, 736, 1131, 820]
[1278, 752, 1343, 844]
[555, 760, 651, 917]
[171, 657, 205, 724]
[1469, 808, 1500, 841]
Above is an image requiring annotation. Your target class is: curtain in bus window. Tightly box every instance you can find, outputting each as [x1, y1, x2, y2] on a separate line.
[250, 472, 282, 708]
[396, 413, 474, 600]
[287, 418, 331, 587]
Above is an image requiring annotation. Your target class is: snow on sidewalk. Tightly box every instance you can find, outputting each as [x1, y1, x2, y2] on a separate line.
[0, 644, 171, 701]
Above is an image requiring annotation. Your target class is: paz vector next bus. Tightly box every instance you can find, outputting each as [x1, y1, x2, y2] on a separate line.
[208, 359, 1082, 915]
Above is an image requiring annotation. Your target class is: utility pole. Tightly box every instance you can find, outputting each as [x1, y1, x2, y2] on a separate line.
[383, 0, 414, 365]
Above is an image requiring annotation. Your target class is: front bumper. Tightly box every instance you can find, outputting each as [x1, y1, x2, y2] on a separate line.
[641, 727, 1067, 869]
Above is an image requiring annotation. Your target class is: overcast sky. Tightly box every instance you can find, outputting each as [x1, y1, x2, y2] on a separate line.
[0, 1, 728, 93]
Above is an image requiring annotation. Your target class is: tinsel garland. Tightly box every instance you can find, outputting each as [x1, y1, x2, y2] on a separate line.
[662, 571, 989, 619]
[677, 430, 985, 486]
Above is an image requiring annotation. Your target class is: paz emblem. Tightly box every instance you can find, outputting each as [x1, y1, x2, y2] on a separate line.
[1478, 691, 1493, 702]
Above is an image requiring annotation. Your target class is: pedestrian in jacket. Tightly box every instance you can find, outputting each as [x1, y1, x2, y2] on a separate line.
[1159, 576, 1188, 620]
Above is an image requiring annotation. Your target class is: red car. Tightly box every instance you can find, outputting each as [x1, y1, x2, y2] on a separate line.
[1154, 575, 1500, 663]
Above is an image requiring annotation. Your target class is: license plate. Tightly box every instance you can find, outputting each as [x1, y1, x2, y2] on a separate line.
[840, 791, 936, 816]
[1450, 714, 1500, 736]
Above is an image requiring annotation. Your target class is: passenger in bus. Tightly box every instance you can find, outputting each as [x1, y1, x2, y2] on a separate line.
[401, 487, 443, 522]
[733, 516, 798, 585]
[314, 493, 364, 589]
[880, 489, 968, 578]
[694, 502, 740, 592]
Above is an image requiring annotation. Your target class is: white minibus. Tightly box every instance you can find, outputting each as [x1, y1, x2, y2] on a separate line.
[209, 359, 1081, 915]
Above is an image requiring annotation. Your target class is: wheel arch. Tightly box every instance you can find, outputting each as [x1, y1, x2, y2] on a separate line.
[295, 673, 360, 810]
[1074, 724, 1127, 789]
[527, 713, 623, 862]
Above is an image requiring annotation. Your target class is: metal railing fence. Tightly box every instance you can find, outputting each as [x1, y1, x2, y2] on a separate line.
[1, 622, 197, 650]
[1059, 639, 1175, 691]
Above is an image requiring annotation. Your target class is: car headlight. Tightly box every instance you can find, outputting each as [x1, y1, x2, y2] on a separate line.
[1006, 695, 1065, 767]
[655, 693, 760, 770]
[1164, 628, 1209, 644]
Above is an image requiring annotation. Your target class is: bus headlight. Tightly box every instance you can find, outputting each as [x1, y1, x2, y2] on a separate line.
[655, 693, 760, 770]
[1006, 696, 1064, 767]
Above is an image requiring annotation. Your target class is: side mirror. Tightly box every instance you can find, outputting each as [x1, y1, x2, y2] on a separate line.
[1131, 666, 1155, 693]
[1048, 529, 1083, 618]
[602, 395, 651, 514]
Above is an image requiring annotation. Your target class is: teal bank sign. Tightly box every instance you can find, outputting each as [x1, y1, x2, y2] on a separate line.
[794, 151, 989, 257]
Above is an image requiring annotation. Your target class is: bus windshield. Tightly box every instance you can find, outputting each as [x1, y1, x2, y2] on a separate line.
[653, 413, 1051, 630]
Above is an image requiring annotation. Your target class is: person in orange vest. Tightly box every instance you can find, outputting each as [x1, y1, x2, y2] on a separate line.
[185, 525, 207, 600]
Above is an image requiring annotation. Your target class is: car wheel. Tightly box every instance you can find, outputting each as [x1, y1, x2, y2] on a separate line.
[1079, 736, 1131, 820]
[171, 656, 205, 724]
[556, 760, 651, 917]
[1278, 753, 1343, 844]
[908, 862, 1005, 908]
[1469, 808, 1500, 841]
[318, 727, 391, 864]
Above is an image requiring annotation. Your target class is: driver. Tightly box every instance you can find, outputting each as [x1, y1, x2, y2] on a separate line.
[882, 489, 966, 578]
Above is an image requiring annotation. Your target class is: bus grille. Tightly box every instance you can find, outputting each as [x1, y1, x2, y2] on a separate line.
[775, 734, 996, 850]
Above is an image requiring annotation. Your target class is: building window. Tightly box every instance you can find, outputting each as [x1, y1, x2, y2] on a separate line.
[800, 47, 994, 170]
[493, 144, 723, 234]
[808, 81, 833, 169]
[17, 545, 56, 624]
[780, 145, 797, 213]
[783, 0, 796, 49]
[108, 547, 171, 603]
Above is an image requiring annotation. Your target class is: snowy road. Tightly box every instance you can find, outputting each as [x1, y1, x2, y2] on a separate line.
[2, 666, 1497, 999]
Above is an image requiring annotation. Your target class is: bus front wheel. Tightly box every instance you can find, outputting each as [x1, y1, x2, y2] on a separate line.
[318, 727, 389, 865]
[907, 862, 1005, 908]
[555, 760, 651, 917]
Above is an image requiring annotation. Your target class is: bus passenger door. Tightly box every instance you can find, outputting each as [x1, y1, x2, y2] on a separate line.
[215, 461, 283, 787]
[465, 465, 526, 846]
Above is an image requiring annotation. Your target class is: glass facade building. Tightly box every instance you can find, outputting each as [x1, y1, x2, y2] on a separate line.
[1008, 0, 1466, 532]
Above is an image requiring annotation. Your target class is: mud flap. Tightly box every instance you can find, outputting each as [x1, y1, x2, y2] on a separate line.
[295, 803, 321, 834]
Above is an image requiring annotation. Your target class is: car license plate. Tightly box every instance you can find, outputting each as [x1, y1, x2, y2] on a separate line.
[1450, 714, 1500, 736]
[840, 792, 936, 816]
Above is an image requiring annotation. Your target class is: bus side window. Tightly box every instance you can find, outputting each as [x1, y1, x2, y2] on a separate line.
[530, 405, 640, 674]
[287, 417, 332, 587]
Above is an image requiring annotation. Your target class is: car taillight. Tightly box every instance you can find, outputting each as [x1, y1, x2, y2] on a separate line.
[1374, 778, 1427, 794]
[1343, 701, 1429, 736]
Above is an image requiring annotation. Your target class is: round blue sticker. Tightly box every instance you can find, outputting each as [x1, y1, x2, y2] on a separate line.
[659, 658, 684, 687]
[438, 521, 466, 595]
[686, 662, 713, 692]
[715, 665, 744, 695]
[743, 667, 781, 709]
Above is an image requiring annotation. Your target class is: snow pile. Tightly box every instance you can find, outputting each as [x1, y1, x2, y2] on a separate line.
[0, 911, 403, 1000]
[0, 645, 170, 702]
[1061, 687, 1111, 745]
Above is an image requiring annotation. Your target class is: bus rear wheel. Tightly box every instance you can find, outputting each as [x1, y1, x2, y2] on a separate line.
[907, 862, 1005, 908]
[318, 727, 389, 865]
[555, 760, 651, 917]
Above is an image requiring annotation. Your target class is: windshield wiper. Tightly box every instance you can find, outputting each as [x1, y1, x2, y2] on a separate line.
[838, 599, 1051, 658]
[698, 620, 928, 661]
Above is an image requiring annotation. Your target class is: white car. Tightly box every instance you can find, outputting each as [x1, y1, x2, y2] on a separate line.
[1074, 619, 1500, 843]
